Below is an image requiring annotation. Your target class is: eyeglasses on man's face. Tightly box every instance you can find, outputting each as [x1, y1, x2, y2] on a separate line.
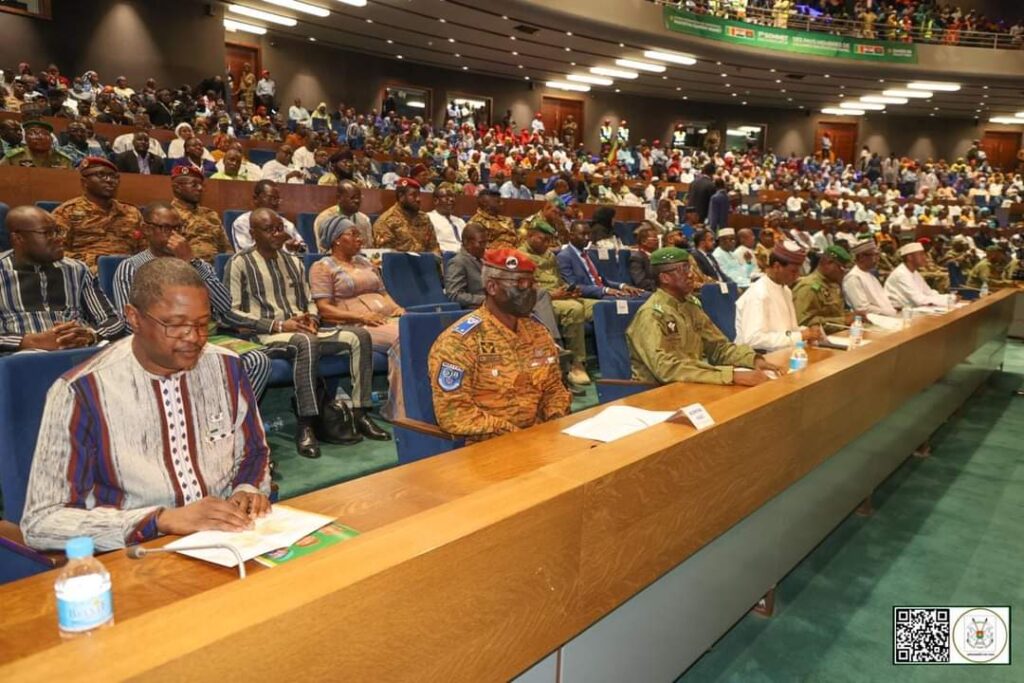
[143, 311, 210, 339]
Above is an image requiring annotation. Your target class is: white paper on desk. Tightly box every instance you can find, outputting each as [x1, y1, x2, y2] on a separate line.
[562, 405, 675, 443]
[866, 314, 902, 331]
[911, 306, 945, 316]
[825, 335, 872, 349]
[165, 505, 334, 568]
[735, 367, 779, 380]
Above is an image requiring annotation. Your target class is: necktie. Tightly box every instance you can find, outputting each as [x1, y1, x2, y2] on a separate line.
[450, 219, 460, 243]
[580, 250, 604, 286]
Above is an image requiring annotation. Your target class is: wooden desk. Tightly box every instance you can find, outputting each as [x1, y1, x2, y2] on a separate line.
[0, 291, 1013, 679]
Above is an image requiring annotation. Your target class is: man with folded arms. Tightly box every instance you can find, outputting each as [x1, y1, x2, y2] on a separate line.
[793, 245, 862, 329]
[628, 248, 778, 386]
[843, 239, 899, 317]
[884, 242, 949, 309]
[21, 258, 271, 551]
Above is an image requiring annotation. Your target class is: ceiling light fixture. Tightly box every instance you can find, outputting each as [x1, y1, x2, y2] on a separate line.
[842, 101, 884, 110]
[337, 0, 368, 6]
[567, 73, 613, 86]
[264, 0, 329, 16]
[228, 5, 296, 25]
[591, 66, 638, 79]
[823, 107, 864, 116]
[883, 89, 932, 99]
[643, 50, 696, 66]
[908, 81, 960, 91]
[861, 95, 908, 105]
[547, 80, 590, 92]
[406, 100, 426, 109]
[615, 58, 665, 73]
[990, 116, 1023, 124]
[223, 18, 267, 34]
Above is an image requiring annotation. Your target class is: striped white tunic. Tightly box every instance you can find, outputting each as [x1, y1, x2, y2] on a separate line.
[21, 338, 270, 551]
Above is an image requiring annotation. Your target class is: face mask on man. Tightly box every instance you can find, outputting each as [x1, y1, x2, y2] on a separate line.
[495, 280, 537, 317]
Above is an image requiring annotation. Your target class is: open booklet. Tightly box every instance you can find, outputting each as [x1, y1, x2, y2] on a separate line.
[562, 405, 677, 443]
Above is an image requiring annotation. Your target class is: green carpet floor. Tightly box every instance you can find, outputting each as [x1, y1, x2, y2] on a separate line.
[265, 376, 600, 500]
[677, 343, 1024, 683]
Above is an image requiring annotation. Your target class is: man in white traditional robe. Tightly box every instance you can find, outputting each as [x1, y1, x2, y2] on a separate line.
[843, 239, 899, 317]
[884, 242, 948, 309]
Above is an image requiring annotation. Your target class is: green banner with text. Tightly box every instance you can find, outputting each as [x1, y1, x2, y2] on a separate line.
[663, 7, 918, 63]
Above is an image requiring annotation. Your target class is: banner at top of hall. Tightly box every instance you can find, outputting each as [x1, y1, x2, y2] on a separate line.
[663, 7, 918, 64]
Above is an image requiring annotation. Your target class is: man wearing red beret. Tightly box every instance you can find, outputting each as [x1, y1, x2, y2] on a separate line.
[371, 177, 439, 252]
[429, 248, 570, 441]
[170, 165, 233, 262]
[52, 157, 144, 272]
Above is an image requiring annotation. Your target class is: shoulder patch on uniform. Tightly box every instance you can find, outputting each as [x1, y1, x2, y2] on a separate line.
[453, 315, 482, 335]
[652, 303, 663, 313]
[437, 361, 465, 392]
[811, 282, 822, 292]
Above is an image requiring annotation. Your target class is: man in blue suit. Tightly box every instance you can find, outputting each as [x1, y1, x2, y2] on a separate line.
[557, 220, 644, 299]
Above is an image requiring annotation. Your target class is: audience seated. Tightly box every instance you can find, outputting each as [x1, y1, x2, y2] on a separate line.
[315, 180, 371, 249]
[168, 136, 217, 177]
[469, 189, 518, 249]
[426, 186, 465, 253]
[371, 178, 438, 252]
[169, 166, 233, 262]
[557, 221, 644, 299]
[231, 180, 306, 253]
[113, 130, 165, 175]
[0, 120, 73, 168]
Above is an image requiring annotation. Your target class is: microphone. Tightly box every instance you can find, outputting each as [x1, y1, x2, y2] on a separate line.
[126, 543, 247, 579]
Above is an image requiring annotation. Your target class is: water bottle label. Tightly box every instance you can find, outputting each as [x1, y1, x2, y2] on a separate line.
[57, 589, 113, 632]
[789, 357, 801, 371]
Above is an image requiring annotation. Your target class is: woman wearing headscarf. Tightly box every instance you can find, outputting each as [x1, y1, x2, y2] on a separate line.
[167, 122, 215, 161]
[168, 136, 218, 177]
[311, 102, 330, 132]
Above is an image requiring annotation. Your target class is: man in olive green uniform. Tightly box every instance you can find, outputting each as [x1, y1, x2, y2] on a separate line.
[372, 177, 439, 253]
[793, 245, 860, 329]
[52, 156, 143, 272]
[169, 166, 233, 263]
[918, 237, 950, 293]
[519, 220, 590, 385]
[939, 235, 980, 273]
[519, 197, 568, 244]
[877, 240, 900, 280]
[468, 189, 518, 248]
[967, 244, 1016, 290]
[0, 120, 74, 168]
[627, 248, 778, 386]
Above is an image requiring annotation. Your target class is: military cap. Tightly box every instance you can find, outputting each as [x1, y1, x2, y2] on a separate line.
[79, 156, 117, 174]
[546, 196, 566, 210]
[22, 120, 53, 133]
[772, 240, 807, 265]
[171, 165, 204, 180]
[649, 247, 691, 266]
[823, 244, 852, 264]
[528, 220, 556, 236]
[985, 243, 1006, 253]
[395, 177, 420, 191]
[482, 248, 536, 273]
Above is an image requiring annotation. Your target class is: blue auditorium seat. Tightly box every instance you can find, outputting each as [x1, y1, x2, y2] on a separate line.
[0, 201, 9, 251]
[617, 250, 634, 287]
[303, 253, 320, 273]
[613, 222, 639, 246]
[699, 282, 739, 341]
[0, 536, 55, 584]
[393, 311, 466, 463]
[442, 250, 457, 270]
[214, 253, 232, 281]
[947, 262, 965, 290]
[296, 212, 319, 253]
[0, 348, 100, 525]
[592, 300, 654, 403]
[248, 148, 276, 166]
[586, 248, 628, 285]
[35, 200, 60, 213]
[381, 252, 446, 308]
[96, 255, 127, 299]
[223, 209, 246, 249]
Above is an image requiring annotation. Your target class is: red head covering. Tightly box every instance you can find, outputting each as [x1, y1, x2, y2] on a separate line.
[482, 248, 536, 273]
[79, 157, 117, 174]
[171, 165, 204, 180]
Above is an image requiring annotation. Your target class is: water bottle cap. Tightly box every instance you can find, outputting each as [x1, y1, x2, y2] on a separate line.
[66, 536, 94, 559]
[795, 340, 805, 348]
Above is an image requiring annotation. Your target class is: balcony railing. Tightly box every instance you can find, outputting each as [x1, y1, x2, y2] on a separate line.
[653, 1, 1024, 50]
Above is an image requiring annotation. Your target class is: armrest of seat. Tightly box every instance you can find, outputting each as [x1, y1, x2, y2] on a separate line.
[0, 520, 60, 569]
[392, 417, 459, 441]
[404, 302, 461, 313]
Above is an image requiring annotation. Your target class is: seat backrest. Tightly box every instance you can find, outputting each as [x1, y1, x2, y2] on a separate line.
[398, 311, 465, 425]
[0, 347, 100, 524]
[700, 282, 739, 341]
[96, 255, 128, 300]
[613, 222, 639, 246]
[0, 201, 9, 251]
[248, 148, 276, 167]
[587, 248, 626, 284]
[223, 209, 246, 249]
[303, 253, 320, 274]
[381, 252, 445, 308]
[593, 300, 645, 380]
[442, 250, 457, 271]
[946, 262, 965, 289]
[35, 200, 60, 213]
[295, 212, 319, 253]
[214, 253, 232, 282]
[617, 249, 635, 286]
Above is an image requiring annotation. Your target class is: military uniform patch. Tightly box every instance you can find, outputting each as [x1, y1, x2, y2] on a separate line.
[438, 361, 465, 391]
[453, 315, 482, 335]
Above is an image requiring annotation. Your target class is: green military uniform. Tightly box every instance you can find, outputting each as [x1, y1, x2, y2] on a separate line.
[372, 202, 439, 252]
[0, 147, 74, 168]
[519, 223, 589, 365]
[920, 251, 950, 293]
[792, 245, 852, 328]
[520, 209, 568, 245]
[171, 198, 233, 263]
[939, 244, 979, 272]
[626, 250, 757, 385]
[967, 256, 1016, 290]
[469, 209, 518, 249]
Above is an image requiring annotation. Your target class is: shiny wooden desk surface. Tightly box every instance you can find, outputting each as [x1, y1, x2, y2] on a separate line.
[0, 291, 1014, 680]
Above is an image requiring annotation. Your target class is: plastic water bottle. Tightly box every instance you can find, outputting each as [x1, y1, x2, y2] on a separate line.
[789, 340, 809, 373]
[902, 307, 913, 329]
[263, 416, 285, 434]
[979, 283, 989, 298]
[849, 316, 864, 348]
[55, 537, 114, 639]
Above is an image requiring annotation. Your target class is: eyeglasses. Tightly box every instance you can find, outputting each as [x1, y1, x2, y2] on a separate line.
[84, 172, 119, 183]
[143, 311, 210, 339]
[254, 223, 286, 235]
[16, 227, 65, 240]
[494, 276, 536, 291]
[145, 220, 182, 233]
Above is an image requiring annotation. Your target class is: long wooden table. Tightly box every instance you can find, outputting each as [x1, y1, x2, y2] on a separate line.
[0, 290, 1014, 680]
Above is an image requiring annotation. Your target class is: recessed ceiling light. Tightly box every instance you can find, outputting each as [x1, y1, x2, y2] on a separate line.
[565, 47, 571, 52]
[787, 97, 793, 102]
[448, 38, 455, 43]
[724, 83, 730, 87]
[843, 101, 883, 110]
[883, 89, 932, 98]
[567, 73, 613, 86]
[223, 18, 266, 34]
[780, 89, 786, 93]
[823, 107, 863, 115]
[861, 95, 908, 104]
[570, 62, 576, 66]
[824, 74, 830, 78]
[983, 86, 989, 90]
[720, 73, 727, 77]
[742, 101, 747, 105]
[501, 15, 508, 20]
[642, 50, 696, 66]
[933, 106, 940, 110]
[517, 64, 523, 68]
[438, 18, 445, 23]
[524, 76, 530, 80]
[682, 96, 688, 100]
[228, 5, 296, 25]
[308, 36, 316, 41]
[386, 39, 393, 44]
[675, 87, 681, 91]
[591, 66, 638, 79]
[619, 43, 625, 47]
[265, 0, 330, 16]
[775, 79, 781, 83]
[716, 61, 722, 65]
[365, 18, 372, 23]
[547, 80, 589, 92]
[509, 35, 515, 40]
[838, 94, 845, 98]
[454, 53, 460, 57]
[616, 58, 665, 72]
[615, 88, 621, 93]
[731, 93, 737, 97]
[770, 68, 776, 72]
[462, 66, 468, 70]
[396, 55, 403, 59]
[909, 81, 960, 91]
[983, 94, 990, 98]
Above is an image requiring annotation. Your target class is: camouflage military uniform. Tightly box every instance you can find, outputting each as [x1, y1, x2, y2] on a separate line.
[520, 242, 588, 364]
[372, 203, 439, 252]
[920, 252, 950, 293]
[429, 306, 570, 442]
[0, 148, 74, 168]
[967, 258, 1016, 289]
[520, 211, 568, 244]
[627, 288, 756, 385]
[792, 269, 847, 328]
[877, 251, 900, 280]
[171, 198, 233, 263]
[469, 209, 518, 249]
[938, 247, 979, 273]
[52, 196, 144, 272]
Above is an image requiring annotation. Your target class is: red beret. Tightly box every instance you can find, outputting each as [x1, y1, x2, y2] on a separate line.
[917, 237, 931, 245]
[772, 240, 807, 265]
[395, 177, 420, 191]
[409, 163, 427, 176]
[482, 248, 536, 274]
[79, 156, 117, 174]
[171, 165, 204, 180]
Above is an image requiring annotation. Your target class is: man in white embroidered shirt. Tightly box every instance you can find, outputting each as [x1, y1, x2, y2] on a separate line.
[21, 258, 271, 551]
[843, 239, 899, 317]
[884, 241, 949, 309]
[735, 240, 826, 351]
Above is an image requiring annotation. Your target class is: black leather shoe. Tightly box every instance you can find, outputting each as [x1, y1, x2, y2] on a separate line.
[294, 418, 321, 459]
[353, 409, 391, 441]
[316, 399, 363, 445]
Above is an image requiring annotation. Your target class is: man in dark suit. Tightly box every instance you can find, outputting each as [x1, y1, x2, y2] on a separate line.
[113, 131, 165, 175]
[690, 228, 732, 283]
[707, 178, 731, 231]
[629, 223, 659, 291]
[557, 220, 643, 299]
[687, 162, 716, 222]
